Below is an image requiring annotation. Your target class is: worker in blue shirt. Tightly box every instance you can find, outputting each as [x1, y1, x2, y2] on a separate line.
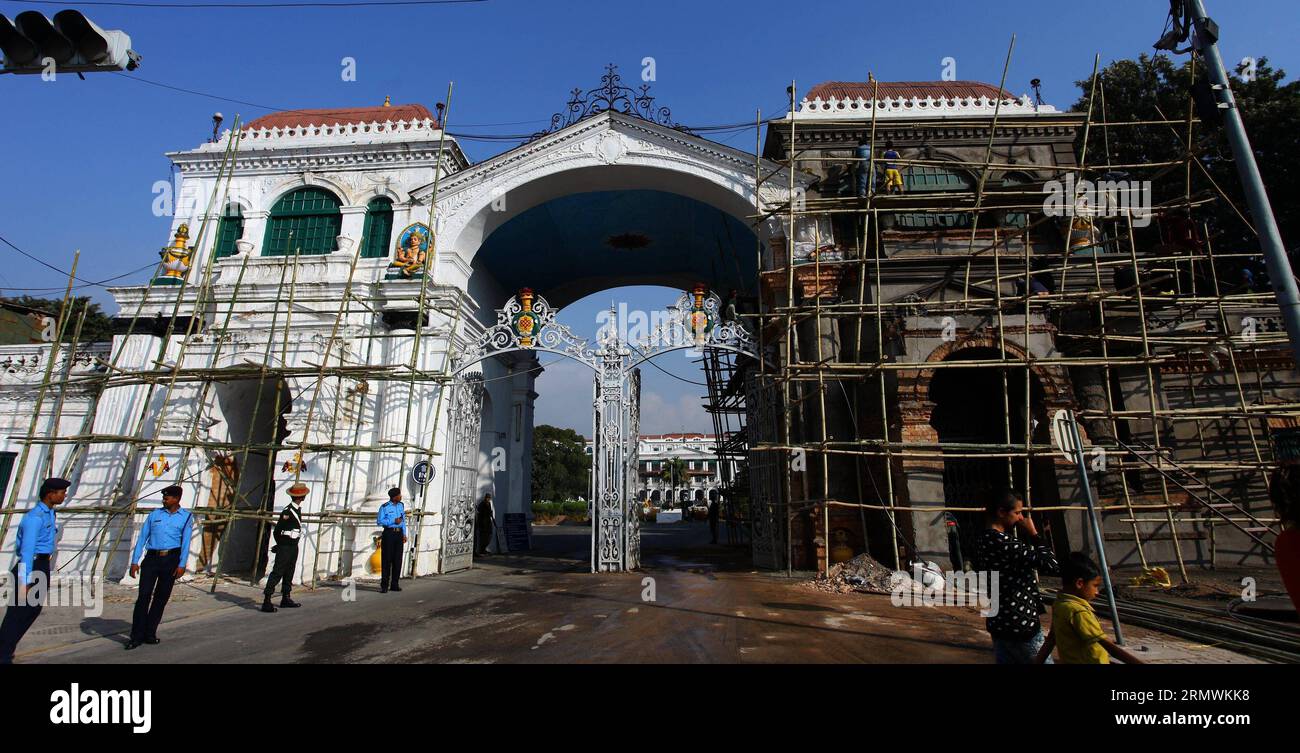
[0, 477, 70, 664]
[125, 485, 193, 650]
[882, 140, 904, 194]
[376, 487, 407, 593]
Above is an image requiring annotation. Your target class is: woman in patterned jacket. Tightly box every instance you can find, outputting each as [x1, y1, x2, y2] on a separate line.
[974, 489, 1060, 664]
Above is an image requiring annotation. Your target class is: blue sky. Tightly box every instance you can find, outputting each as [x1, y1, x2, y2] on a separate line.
[2, 0, 1297, 433]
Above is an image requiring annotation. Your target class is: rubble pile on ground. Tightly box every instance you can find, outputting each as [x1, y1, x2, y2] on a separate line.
[806, 553, 897, 594]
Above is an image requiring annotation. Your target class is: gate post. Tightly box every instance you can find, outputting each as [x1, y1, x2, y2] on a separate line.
[592, 342, 630, 572]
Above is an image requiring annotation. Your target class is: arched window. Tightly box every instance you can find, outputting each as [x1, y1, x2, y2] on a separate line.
[263, 187, 342, 256]
[897, 165, 974, 229]
[213, 203, 244, 259]
[359, 197, 394, 258]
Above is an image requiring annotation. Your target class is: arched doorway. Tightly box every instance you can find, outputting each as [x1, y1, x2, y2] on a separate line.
[928, 347, 1065, 570]
[208, 376, 292, 576]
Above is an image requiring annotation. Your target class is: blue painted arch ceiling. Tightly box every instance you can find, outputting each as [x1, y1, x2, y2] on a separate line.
[473, 189, 760, 306]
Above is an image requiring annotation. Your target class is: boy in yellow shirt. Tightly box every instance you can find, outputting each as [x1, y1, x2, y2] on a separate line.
[1037, 553, 1145, 664]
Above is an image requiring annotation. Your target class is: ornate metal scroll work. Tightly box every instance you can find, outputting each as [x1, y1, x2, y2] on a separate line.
[453, 290, 596, 374]
[624, 367, 641, 570]
[440, 372, 484, 573]
[531, 64, 686, 142]
[634, 287, 758, 365]
[591, 340, 631, 573]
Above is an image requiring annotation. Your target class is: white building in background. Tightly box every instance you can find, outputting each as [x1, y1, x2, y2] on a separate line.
[585, 433, 735, 507]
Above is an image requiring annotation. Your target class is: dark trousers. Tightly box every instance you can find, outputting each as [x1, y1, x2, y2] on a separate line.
[0, 556, 50, 664]
[131, 550, 180, 642]
[380, 529, 403, 590]
[475, 514, 493, 554]
[264, 541, 298, 599]
[709, 516, 719, 543]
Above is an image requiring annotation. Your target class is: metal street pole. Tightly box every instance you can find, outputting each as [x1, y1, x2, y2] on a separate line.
[1066, 410, 1126, 645]
[1186, 0, 1300, 368]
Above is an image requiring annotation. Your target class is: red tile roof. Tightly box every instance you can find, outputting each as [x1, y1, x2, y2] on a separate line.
[245, 103, 438, 131]
[806, 80, 1014, 102]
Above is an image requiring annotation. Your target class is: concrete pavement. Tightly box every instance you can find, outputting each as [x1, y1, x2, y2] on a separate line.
[8, 521, 1262, 663]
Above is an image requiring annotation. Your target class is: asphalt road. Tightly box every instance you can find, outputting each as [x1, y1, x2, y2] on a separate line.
[27, 521, 996, 663]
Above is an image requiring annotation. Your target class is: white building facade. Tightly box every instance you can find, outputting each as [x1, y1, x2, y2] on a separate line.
[585, 433, 736, 507]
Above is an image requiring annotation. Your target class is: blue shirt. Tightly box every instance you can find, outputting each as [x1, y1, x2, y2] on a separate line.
[377, 501, 406, 535]
[14, 502, 58, 582]
[132, 507, 194, 564]
[882, 149, 900, 170]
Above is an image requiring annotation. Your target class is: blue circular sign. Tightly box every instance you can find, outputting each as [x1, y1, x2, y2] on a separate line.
[410, 460, 435, 486]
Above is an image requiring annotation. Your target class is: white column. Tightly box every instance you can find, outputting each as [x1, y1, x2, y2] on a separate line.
[368, 327, 415, 507]
[242, 210, 270, 255]
[338, 205, 366, 256]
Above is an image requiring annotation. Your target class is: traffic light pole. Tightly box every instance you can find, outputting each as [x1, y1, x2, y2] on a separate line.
[1187, 0, 1300, 369]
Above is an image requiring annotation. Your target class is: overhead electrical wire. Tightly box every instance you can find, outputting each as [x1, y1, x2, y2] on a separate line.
[0, 232, 158, 290]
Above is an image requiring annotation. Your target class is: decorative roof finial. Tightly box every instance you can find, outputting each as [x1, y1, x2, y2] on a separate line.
[867, 71, 876, 83]
[383, 95, 391, 107]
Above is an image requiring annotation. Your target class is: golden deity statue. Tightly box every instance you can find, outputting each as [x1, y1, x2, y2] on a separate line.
[156, 224, 193, 285]
[391, 223, 430, 278]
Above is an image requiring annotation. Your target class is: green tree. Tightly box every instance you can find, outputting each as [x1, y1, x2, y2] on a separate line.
[660, 457, 688, 506]
[0, 295, 114, 343]
[1072, 54, 1300, 262]
[531, 424, 590, 503]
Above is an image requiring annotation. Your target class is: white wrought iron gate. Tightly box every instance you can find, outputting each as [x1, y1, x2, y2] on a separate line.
[451, 286, 755, 574]
[439, 373, 484, 573]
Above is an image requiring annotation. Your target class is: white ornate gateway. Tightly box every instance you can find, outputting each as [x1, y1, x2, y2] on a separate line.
[451, 286, 758, 572]
[0, 66, 804, 584]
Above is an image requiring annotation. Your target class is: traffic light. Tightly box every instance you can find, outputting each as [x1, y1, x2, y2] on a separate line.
[0, 10, 140, 75]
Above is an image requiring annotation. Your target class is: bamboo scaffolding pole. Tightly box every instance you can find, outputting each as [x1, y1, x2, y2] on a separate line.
[0, 255, 80, 549]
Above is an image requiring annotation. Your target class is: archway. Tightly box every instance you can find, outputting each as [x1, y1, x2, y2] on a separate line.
[207, 376, 292, 576]
[928, 347, 1064, 569]
[446, 282, 758, 572]
[416, 101, 798, 573]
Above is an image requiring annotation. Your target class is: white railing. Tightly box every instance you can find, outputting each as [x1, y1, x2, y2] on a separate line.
[792, 94, 1058, 120]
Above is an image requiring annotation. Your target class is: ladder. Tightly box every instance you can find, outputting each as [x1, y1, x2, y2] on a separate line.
[1113, 437, 1277, 553]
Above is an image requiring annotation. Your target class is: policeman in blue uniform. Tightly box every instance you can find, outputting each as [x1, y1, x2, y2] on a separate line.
[0, 477, 70, 664]
[125, 484, 194, 650]
[376, 487, 406, 592]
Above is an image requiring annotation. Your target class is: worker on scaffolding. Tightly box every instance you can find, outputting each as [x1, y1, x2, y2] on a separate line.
[854, 137, 872, 198]
[881, 141, 905, 195]
[261, 483, 306, 612]
[125, 485, 193, 650]
[0, 477, 69, 664]
[377, 487, 407, 592]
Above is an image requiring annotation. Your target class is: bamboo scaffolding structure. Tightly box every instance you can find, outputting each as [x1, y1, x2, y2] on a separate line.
[735, 46, 1297, 580]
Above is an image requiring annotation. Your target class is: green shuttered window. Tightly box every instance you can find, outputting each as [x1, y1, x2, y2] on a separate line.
[263, 187, 342, 256]
[360, 197, 394, 258]
[214, 204, 244, 259]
